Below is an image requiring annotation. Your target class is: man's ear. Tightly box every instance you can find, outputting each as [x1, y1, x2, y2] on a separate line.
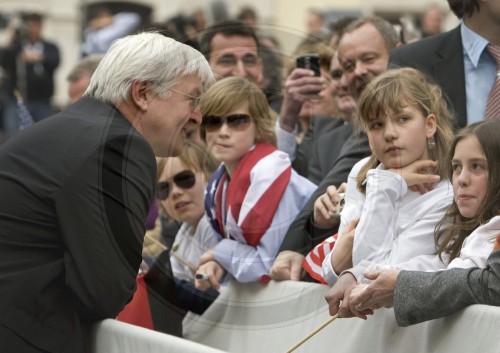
[131, 81, 149, 112]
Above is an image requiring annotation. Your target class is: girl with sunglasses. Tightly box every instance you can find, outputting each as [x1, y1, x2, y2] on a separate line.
[154, 140, 221, 314]
[196, 76, 316, 290]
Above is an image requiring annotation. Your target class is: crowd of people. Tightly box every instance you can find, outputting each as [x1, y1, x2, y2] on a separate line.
[0, 0, 500, 351]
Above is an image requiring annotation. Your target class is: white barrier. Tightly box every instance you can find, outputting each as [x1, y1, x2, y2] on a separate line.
[183, 280, 500, 353]
[90, 319, 227, 353]
[90, 280, 500, 353]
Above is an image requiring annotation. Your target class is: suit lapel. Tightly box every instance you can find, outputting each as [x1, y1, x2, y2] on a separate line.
[432, 26, 467, 129]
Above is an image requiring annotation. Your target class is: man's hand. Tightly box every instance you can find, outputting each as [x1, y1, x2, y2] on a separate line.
[349, 269, 400, 312]
[313, 183, 346, 229]
[269, 250, 304, 281]
[279, 68, 326, 132]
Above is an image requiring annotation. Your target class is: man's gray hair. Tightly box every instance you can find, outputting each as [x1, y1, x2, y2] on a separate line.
[342, 16, 400, 51]
[85, 32, 215, 103]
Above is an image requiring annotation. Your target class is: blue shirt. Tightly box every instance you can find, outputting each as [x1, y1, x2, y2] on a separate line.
[461, 22, 497, 124]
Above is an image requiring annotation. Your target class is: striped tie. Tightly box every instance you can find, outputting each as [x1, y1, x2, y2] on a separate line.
[485, 44, 500, 120]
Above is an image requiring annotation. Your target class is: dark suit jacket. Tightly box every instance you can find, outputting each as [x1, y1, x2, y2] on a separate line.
[292, 116, 343, 178]
[390, 26, 467, 129]
[279, 132, 370, 254]
[308, 122, 354, 185]
[0, 97, 156, 353]
[395, 250, 500, 327]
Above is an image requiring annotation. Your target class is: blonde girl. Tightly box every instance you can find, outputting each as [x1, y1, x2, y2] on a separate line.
[322, 68, 455, 316]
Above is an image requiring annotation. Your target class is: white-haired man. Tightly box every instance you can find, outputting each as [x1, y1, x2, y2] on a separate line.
[0, 33, 214, 353]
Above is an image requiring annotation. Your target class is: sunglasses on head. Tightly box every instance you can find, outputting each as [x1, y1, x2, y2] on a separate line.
[202, 114, 252, 132]
[155, 170, 196, 200]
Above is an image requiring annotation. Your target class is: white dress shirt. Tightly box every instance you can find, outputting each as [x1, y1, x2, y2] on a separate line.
[448, 216, 500, 269]
[323, 157, 453, 285]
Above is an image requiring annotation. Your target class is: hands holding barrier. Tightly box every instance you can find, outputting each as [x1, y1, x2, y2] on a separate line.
[327, 233, 500, 319]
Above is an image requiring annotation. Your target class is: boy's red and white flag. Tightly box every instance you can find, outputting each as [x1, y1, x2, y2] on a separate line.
[302, 233, 338, 284]
[205, 143, 291, 246]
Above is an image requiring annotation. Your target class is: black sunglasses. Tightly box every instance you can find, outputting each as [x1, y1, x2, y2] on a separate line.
[155, 170, 196, 200]
[202, 114, 252, 132]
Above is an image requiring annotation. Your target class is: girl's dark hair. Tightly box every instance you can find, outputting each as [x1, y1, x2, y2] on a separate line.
[436, 119, 500, 261]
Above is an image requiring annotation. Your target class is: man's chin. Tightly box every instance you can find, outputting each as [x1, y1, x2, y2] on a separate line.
[155, 139, 184, 158]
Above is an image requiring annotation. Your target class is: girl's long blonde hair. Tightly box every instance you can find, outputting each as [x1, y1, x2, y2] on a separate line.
[355, 68, 454, 192]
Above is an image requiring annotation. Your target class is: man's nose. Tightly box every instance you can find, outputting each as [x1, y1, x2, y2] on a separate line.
[232, 60, 247, 77]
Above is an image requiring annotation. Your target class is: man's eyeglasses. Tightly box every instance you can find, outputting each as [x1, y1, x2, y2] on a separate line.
[202, 114, 252, 132]
[170, 88, 201, 110]
[155, 170, 196, 200]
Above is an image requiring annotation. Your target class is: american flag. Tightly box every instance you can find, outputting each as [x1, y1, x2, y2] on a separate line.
[302, 233, 338, 284]
[13, 89, 34, 131]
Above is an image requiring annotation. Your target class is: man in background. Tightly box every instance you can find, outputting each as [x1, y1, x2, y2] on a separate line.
[419, 4, 445, 37]
[80, 6, 140, 57]
[0, 12, 60, 138]
[390, 0, 500, 127]
[66, 54, 103, 103]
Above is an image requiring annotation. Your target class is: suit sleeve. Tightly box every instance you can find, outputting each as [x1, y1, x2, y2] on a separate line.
[394, 250, 500, 327]
[54, 133, 155, 321]
[278, 133, 371, 254]
[307, 136, 324, 185]
[388, 49, 406, 69]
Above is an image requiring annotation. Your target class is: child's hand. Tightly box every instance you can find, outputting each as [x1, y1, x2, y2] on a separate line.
[269, 250, 305, 281]
[313, 183, 346, 229]
[389, 160, 440, 194]
[195, 260, 225, 291]
[198, 248, 216, 267]
[325, 272, 368, 318]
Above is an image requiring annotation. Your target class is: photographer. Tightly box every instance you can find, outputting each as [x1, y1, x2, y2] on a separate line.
[0, 12, 60, 139]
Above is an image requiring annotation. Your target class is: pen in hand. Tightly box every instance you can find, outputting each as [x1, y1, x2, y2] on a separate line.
[195, 273, 209, 281]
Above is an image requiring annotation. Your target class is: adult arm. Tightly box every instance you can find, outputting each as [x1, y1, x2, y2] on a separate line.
[82, 12, 141, 55]
[276, 68, 325, 160]
[395, 249, 500, 326]
[350, 235, 500, 325]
